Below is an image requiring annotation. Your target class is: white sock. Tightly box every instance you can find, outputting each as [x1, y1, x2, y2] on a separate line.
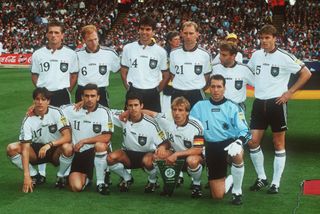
[144, 167, 157, 183]
[10, 154, 37, 176]
[225, 175, 233, 193]
[187, 164, 202, 186]
[109, 163, 131, 181]
[272, 150, 286, 187]
[94, 151, 108, 185]
[57, 154, 73, 177]
[38, 163, 46, 176]
[250, 146, 267, 180]
[64, 166, 71, 177]
[231, 162, 244, 195]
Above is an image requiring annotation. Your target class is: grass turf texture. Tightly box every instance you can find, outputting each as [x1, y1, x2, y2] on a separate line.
[0, 68, 319, 214]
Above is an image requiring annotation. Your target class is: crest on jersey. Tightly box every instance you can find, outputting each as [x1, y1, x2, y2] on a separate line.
[235, 80, 243, 90]
[183, 140, 192, 149]
[222, 123, 229, 130]
[271, 66, 279, 77]
[138, 136, 147, 146]
[60, 62, 68, 72]
[194, 65, 202, 75]
[149, 59, 158, 69]
[99, 65, 107, 75]
[93, 124, 101, 133]
[48, 124, 57, 133]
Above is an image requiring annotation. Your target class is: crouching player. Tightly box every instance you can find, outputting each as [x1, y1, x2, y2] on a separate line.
[142, 97, 204, 198]
[62, 83, 113, 195]
[191, 75, 251, 205]
[7, 87, 73, 193]
[108, 91, 166, 193]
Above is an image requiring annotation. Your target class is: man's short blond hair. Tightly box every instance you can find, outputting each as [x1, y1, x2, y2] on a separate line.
[171, 97, 191, 112]
[181, 21, 199, 32]
[81, 25, 97, 38]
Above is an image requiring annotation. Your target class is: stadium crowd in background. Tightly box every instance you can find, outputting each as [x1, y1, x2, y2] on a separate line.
[0, 0, 319, 60]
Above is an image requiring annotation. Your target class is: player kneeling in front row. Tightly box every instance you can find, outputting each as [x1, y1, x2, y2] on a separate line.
[191, 75, 251, 205]
[62, 83, 113, 195]
[7, 87, 73, 193]
[142, 97, 204, 198]
[108, 91, 166, 193]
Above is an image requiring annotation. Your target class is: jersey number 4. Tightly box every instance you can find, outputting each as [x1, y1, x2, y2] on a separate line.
[130, 59, 138, 68]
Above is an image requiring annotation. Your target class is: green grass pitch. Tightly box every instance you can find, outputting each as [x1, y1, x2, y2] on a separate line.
[0, 68, 319, 214]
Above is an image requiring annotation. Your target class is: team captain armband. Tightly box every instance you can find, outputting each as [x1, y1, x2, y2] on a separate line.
[193, 135, 204, 147]
[108, 122, 113, 129]
[158, 130, 166, 140]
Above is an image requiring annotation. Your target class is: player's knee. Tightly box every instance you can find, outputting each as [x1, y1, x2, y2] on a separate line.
[6, 143, 20, 157]
[107, 153, 116, 165]
[61, 143, 73, 157]
[248, 139, 260, 149]
[186, 156, 200, 168]
[69, 183, 83, 192]
[94, 142, 107, 152]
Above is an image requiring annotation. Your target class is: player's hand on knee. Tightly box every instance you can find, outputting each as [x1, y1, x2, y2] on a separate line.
[224, 139, 243, 157]
[39, 144, 51, 158]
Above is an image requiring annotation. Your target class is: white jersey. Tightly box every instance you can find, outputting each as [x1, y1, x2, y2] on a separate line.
[62, 104, 114, 152]
[111, 110, 166, 152]
[19, 106, 69, 144]
[212, 52, 243, 64]
[170, 45, 212, 90]
[76, 46, 120, 87]
[31, 46, 78, 91]
[121, 41, 168, 89]
[155, 113, 204, 152]
[212, 62, 254, 103]
[248, 48, 303, 99]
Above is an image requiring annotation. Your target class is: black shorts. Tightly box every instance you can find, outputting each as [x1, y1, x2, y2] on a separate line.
[50, 88, 71, 107]
[124, 150, 150, 169]
[127, 86, 161, 112]
[171, 88, 205, 108]
[30, 143, 58, 166]
[76, 85, 109, 107]
[70, 148, 95, 179]
[163, 85, 173, 96]
[250, 98, 288, 132]
[205, 139, 233, 180]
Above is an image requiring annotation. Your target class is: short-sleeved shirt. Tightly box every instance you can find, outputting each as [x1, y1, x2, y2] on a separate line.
[31, 46, 78, 91]
[247, 48, 303, 99]
[62, 104, 114, 152]
[121, 41, 168, 89]
[111, 110, 166, 152]
[190, 97, 251, 144]
[76, 46, 120, 87]
[155, 113, 204, 152]
[19, 106, 69, 144]
[212, 62, 254, 103]
[170, 45, 212, 90]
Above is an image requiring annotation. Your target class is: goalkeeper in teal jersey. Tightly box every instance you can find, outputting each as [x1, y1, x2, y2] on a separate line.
[191, 74, 251, 205]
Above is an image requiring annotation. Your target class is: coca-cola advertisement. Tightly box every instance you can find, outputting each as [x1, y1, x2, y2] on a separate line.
[0, 53, 32, 65]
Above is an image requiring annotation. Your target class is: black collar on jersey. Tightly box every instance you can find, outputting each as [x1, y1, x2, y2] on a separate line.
[222, 61, 237, 68]
[209, 97, 227, 105]
[182, 43, 198, 52]
[85, 45, 100, 53]
[176, 117, 189, 127]
[138, 40, 155, 47]
[129, 113, 144, 124]
[264, 46, 277, 54]
[33, 107, 49, 120]
[82, 104, 99, 114]
[46, 44, 63, 50]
